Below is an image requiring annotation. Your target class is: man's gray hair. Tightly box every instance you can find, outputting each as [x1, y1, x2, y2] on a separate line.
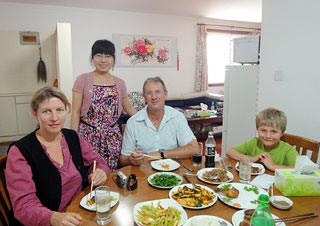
[142, 77, 167, 93]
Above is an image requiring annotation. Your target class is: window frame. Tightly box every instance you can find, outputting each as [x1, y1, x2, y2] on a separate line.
[206, 28, 259, 86]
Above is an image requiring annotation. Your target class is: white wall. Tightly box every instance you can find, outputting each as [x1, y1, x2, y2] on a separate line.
[260, 0, 320, 161]
[0, 2, 259, 95]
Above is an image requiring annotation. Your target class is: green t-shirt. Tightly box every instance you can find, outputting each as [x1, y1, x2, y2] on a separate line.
[234, 137, 298, 166]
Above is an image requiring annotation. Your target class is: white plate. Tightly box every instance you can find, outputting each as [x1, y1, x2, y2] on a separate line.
[270, 196, 293, 210]
[184, 215, 232, 226]
[133, 198, 187, 226]
[217, 183, 268, 209]
[151, 159, 180, 171]
[148, 172, 183, 189]
[235, 162, 265, 175]
[197, 168, 234, 185]
[80, 191, 119, 211]
[169, 183, 217, 209]
[232, 209, 286, 226]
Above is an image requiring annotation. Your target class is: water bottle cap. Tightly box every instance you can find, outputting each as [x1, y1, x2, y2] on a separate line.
[258, 194, 270, 203]
[208, 131, 214, 135]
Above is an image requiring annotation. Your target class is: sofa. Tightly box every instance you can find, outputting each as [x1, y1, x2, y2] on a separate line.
[118, 91, 224, 127]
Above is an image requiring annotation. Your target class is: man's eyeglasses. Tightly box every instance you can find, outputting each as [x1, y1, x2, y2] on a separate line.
[144, 90, 164, 97]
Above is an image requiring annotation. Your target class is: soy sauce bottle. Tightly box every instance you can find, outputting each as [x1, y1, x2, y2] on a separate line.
[205, 131, 216, 168]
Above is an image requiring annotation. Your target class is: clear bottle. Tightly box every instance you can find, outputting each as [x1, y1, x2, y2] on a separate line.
[210, 101, 216, 111]
[205, 131, 216, 168]
[250, 194, 274, 226]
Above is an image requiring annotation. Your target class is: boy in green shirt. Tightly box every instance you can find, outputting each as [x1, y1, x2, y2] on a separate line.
[226, 108, 298, 171]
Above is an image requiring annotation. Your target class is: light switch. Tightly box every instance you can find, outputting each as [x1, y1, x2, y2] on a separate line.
[274, 70, 284, 81]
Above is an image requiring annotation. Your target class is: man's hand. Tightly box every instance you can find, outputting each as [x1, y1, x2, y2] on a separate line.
[129, 151, 145, 165]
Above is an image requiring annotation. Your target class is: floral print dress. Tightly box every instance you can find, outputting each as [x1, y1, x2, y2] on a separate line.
[78, 85, 122, 171]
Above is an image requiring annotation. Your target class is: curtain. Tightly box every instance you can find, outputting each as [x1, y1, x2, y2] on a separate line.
[194, 24, 208, 92]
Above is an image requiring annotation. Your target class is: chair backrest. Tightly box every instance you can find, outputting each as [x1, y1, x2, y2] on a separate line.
[0, 155, 11, 226]
[281, 133, 320, 163]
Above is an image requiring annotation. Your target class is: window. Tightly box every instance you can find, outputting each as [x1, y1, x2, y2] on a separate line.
[207, 31, 244, 85]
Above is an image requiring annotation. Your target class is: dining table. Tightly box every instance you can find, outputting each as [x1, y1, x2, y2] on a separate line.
[66, 157, 319, 226]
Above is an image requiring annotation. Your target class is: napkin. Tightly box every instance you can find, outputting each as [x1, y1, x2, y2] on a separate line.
[293, 155, 319, 175]
[250, 174, 275, 190]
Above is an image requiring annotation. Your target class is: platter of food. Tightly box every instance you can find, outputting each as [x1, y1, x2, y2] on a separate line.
[184, 215, 232, 226]
[235, 162, 265, 175]
[169, 183, 217, 209]
[216, 183, 268, 209]
[151, 159, 180, 171]
[232, 209, 286, 226]
[133, 198, 188, 226]
[80, 191, 119, 211]
[148, 172, 183, 189]
[197, 168, 234, 185]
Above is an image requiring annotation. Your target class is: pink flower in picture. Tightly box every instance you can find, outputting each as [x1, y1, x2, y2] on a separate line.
[156, 48, 169, 63]
[122, 38, 155, 64]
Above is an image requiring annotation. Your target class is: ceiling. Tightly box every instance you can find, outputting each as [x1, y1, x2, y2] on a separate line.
[0, 0, 262, 22]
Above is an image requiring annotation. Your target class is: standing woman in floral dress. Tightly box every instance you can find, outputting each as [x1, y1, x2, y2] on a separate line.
[71, 39, 136, 171]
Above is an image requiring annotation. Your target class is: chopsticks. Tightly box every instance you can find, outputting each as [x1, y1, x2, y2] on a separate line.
[176, 159, 194, 172]
[126, 150, 162, 160]
[274, 212, 318, 223]
[89, 160, 96, 198]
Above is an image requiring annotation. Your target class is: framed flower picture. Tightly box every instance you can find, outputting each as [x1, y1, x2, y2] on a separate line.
[112, 34, 178, 67]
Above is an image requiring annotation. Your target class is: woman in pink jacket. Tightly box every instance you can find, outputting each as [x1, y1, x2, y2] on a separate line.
[71, 39, 136, 171]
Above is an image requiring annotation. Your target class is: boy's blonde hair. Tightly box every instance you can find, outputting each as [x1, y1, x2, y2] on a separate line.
[256, 108, 287, 132]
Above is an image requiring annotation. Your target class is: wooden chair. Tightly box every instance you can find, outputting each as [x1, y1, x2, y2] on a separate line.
[281, 133, 320, 163]
[0, 155, 11, 226]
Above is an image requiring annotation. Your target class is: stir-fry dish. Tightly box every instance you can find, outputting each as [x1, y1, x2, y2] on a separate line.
[251, 166, 261, 174]
[240, 209, 254, 226]
[150, 174, 182, 187]
[202, 168, 231, 182]
[136, 202, 181, 226]
[171, 185, 215, 207]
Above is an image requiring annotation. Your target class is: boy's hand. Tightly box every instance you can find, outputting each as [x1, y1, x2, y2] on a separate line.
[258, 154, 275, 170]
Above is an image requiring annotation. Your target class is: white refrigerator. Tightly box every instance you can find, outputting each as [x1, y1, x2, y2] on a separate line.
[221, 65, 259, 157]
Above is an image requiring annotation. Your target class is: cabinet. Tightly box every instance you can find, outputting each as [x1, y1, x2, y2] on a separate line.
[0, 94, 37, 142]
[187, 116, 223, 142]
[0, 97, 17, 136]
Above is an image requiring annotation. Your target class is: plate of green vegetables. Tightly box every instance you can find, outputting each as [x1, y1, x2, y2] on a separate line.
[148, 172, 183, 189]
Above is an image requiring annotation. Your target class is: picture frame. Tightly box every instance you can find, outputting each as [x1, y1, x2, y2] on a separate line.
[112, 34, 178, 67]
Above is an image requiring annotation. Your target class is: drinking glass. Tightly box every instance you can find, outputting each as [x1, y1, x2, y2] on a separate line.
[95, 186, 111, 225]
[239, 156, 252, 183]
[192, 143, 203, 167]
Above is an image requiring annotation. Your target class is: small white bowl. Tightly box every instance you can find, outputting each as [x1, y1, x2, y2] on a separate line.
[270, 196, 293, 210]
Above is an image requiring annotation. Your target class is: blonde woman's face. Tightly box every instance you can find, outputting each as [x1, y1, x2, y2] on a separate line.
[257, 125, 283, 149]
[33, 97, 67, 134]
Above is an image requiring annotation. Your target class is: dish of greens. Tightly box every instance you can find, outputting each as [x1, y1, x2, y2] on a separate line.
[148, 172, 183, 189]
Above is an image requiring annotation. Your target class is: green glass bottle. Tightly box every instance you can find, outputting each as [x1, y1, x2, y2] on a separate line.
[250, 194, 274, 226]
